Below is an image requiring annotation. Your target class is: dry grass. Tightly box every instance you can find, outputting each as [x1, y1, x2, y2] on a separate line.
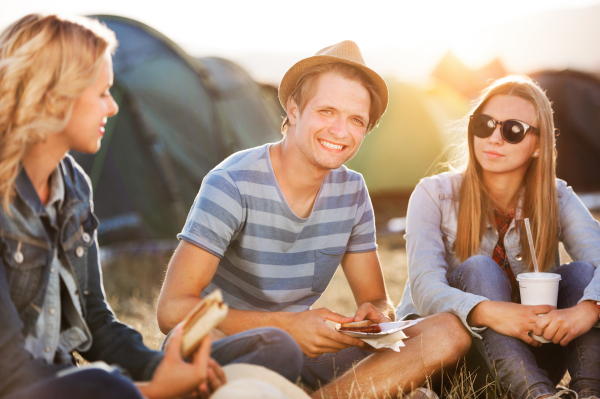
[101, 216, 593, 397]
[101, 236, 491, 398]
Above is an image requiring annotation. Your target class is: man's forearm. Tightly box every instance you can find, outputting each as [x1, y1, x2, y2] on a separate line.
[157, 294, 204, 334]
[217, 308, 293, 336]
[158, 294, 295, 337]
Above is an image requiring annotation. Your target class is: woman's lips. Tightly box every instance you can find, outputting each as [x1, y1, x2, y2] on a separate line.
[484, 151, 504, 159]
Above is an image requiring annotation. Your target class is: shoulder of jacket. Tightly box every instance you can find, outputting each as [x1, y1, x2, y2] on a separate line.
[61, 155, 93, 199]
[555, 178, 568, 192]
[418, 172, 462, 194]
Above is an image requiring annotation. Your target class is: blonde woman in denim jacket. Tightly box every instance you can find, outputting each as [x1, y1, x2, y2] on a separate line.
[0, 14, 302, 399]
[396, 76, 600, 399]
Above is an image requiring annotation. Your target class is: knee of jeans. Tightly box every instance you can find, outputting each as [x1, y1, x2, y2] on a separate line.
[251, 327, 303, 381]
[556, 261, 595, 296]
[556, 261, 594, 282]
[455, 255, 506, 282]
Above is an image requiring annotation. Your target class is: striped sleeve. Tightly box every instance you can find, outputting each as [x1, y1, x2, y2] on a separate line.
[178, 170, 243, 258]
[346, 176, 377, 253]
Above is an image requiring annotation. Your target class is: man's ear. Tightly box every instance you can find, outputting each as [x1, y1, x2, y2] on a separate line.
[286, 97, 298, 126]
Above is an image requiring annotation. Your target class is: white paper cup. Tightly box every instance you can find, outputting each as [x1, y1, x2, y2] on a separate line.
[516, 272, 561, 343]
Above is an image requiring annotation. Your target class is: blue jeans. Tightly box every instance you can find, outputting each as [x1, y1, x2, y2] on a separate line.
[4, 367, 143, 399]
[210, 327, 303, 383]
[449, 256, 600, 399]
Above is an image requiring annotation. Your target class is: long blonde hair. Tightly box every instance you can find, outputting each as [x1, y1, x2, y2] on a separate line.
[455, 75, 558, 271]
[0, 14, 117, 211]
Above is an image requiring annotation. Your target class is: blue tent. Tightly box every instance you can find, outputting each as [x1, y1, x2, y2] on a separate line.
[72, 16, 282, 244]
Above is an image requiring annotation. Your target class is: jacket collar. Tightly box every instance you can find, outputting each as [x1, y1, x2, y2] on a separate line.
[14, 159, 84, 217]
[14, 166, 46, 217]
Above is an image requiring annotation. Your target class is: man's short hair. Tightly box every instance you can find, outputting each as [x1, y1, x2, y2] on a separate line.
[280, 63, 383, 135]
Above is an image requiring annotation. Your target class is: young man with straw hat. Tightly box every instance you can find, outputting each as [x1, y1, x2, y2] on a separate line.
[157, 40, 471, 398]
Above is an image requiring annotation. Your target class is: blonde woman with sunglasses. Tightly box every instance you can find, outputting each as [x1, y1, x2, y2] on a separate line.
[396, 75, 600, 399]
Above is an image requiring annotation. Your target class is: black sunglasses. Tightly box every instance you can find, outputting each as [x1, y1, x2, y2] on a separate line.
[469, 114, 539, 144]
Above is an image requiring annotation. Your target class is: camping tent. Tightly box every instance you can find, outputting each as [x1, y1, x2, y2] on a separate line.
[71, 16, 282, 245]
[346, 79, 469, 194]
[345, 79, 469, 224]
[532, 70, 600, 193]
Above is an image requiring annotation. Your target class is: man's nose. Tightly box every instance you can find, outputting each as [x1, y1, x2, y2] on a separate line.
[329, 116, 349, 137]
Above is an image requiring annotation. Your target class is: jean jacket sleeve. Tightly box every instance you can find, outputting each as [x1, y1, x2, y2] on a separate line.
[79, 232, 164, 381]
[0, 256, 70, 397]
[406, 177, 489, 338]
[557, 181, 600, 304]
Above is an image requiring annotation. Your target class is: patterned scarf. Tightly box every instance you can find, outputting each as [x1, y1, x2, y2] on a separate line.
[492, 208, 520, 302]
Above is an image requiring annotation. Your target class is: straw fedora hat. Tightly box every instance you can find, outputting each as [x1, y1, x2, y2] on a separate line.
[278, 40, 388, 121]
[211, 364, 310, 399]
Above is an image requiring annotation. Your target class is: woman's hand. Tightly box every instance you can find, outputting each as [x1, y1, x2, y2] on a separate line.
[533, 301, 600, 346]
[196, 359, 227, 398]
[136, 324, 212, 399]
[468, 301, 556, 346]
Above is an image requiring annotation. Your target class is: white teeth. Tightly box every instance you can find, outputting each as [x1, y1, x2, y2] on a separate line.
[320, 140, 343, 150]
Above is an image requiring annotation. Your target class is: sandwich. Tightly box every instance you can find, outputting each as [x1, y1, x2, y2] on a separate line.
[337, 320, 382, 333]
[181, 289, 229, 358]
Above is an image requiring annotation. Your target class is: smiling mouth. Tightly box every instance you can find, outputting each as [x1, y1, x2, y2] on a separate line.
[319, 139, 344, 151]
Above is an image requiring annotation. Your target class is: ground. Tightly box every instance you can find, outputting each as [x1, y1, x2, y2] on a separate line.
[102, 221, 586, 398]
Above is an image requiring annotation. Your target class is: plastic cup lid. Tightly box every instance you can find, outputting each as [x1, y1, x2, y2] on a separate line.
[516, 272, 561, 282]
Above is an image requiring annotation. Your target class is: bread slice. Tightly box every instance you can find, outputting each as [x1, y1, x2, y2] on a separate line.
[181, 289, 228, 358]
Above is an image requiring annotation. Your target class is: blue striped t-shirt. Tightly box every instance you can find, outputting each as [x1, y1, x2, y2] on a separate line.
[178, 144, 377, 312]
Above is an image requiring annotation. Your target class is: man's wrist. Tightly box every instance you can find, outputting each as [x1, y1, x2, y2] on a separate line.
[274, 311, 296, 334]
[368, 299, 395, 321]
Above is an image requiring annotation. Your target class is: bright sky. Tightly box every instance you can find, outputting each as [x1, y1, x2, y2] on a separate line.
[3, 0, 600, 82]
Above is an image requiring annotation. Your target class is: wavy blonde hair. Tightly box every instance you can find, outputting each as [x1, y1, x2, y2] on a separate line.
[454, 75, 559, 272]
[0, 14, 117, 211]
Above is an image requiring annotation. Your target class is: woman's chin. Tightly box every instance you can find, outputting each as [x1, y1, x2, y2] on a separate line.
[71, 142, 102, 155]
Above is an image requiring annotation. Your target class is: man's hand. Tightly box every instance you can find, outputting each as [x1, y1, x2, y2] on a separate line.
[136, 324, 212, 399]
[352, 302, 392, 324]
[283, 308, 365, 358]
[468, 301, 556, 347]
[533, 301, 600, 346]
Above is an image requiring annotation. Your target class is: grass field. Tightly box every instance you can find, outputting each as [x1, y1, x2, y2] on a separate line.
[101, 229, 580, 398]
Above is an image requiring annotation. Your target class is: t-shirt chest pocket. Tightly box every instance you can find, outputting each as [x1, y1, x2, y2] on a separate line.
[312, 249, 346, 293]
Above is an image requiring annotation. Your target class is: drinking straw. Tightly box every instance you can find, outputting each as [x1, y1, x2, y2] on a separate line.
[523, 218, 540, 274]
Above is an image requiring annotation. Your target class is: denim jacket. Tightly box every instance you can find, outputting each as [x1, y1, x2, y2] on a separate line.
[396, 172, 600, 338]
[0, 155, 163, 398]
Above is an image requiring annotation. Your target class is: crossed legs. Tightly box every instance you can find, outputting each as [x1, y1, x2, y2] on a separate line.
[450, 256, 600, 398]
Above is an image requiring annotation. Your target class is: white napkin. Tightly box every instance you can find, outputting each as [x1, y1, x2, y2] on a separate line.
[359, 330, 408, 352]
